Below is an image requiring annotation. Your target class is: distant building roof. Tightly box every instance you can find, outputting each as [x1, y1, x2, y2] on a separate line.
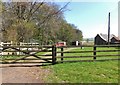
[99, 33, 114, 42]
[111, 36, 120, 41]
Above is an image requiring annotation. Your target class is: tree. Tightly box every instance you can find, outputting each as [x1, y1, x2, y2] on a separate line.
[1, 1, 83, 45]
[1, 2, 69, 44]
[57, 21, 82, 45]
[0, 0, 2, 42]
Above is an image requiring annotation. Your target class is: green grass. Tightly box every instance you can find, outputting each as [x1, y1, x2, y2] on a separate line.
[56, 47, 119, 61]
[43, 47, 119, 83]
[44, 61, 118, 83]
[1, 47, 119, 83]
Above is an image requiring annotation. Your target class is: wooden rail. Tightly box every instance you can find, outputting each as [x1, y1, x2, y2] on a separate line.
[57, 50, 120, 53]
[55, 45, 120, 63]
[57, 58, 120, 63]
[0, 45, 52, 48]
[56, 54, 120, 58]
[0, 45, 53, 64]
[0, 44, 120, 64]
[56, 45, 120, 48]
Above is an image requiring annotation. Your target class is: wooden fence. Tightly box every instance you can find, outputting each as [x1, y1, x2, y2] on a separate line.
[0, 45, 120, 65]
[0, 45, 53, 64]
[53, 45, 120, 64]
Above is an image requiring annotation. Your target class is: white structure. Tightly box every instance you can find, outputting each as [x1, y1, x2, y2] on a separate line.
[76, 41, 79, 46]
[0, 42, 40, 55]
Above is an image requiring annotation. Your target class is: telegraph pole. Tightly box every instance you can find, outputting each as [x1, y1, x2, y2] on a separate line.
[108, 12, 110, 45]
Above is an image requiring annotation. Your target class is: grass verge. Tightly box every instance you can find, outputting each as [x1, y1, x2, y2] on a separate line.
[43, 47, 119, 83]
[44, 61, 118, 83]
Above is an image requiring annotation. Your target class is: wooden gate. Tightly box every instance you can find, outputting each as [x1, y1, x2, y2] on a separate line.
[0, 45, 56, 65]
[1, 44, 119, 66]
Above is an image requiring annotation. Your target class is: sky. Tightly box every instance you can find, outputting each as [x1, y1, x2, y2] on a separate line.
[55, 1, 119, 38]
[1, 0, 119, 38]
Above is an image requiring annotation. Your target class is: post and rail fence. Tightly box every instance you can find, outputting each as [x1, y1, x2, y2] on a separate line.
[0, 44, 120, 65]
[53, 44, 120, 64]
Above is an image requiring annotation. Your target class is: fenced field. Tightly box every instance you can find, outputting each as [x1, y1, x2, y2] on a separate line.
[0, 44, 119, 83]
[0, 44, 119, 65]
[54, 45, 120, 63]
[44, 45, 120, 83]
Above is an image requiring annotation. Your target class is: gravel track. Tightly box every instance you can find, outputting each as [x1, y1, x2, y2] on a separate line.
[1, 65, 50, 83]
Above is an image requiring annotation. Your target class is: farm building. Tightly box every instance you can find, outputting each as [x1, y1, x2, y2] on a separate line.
[111, 36, 120, 44]
[71, 41, 82, 46]
[94, 34, 115, 45]
[56, 42, 66, 47]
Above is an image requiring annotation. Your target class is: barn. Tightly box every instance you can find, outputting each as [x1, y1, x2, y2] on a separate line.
[94, 34, 114, 45]
[111, 36, 120, 44]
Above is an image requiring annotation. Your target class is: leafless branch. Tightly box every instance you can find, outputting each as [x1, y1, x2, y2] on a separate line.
[39, 2, 70, 26]
[27, 0, 45, 22]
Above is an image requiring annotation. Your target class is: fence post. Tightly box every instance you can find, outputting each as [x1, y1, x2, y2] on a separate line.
[61, 47, 64, 63]
[52, 45, 56, 65]
[55, 46, 57, 61]
[93, 45, 96, 60]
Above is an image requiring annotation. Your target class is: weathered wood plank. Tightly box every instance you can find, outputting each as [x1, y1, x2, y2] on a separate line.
[1, 45, 52, 48]
[2, 50, 52, 52]
[56, 45, 120, 48]
[57, 50, 120, 53]
[1, 61, 52, 64]
[52, 45, 56, 65]
[56, 54, 120, 58]
[1, 58, 52, 61]
[61, 48, 64, 63]
[57, 58, 120, 63]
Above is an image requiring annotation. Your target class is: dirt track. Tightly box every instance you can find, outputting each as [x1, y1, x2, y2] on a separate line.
[1, 65, 50, 83]
[0, 48, 74, 83]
